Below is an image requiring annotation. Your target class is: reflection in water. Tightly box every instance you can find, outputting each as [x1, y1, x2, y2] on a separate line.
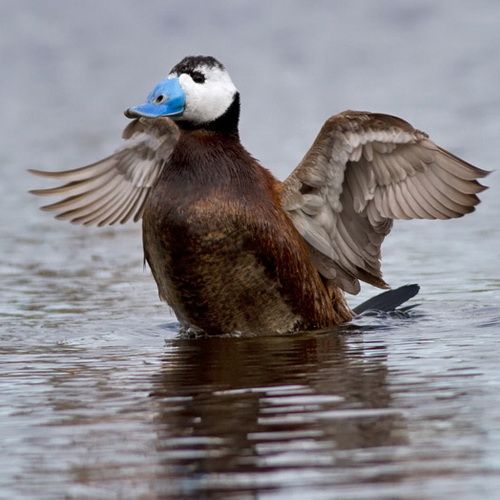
[4, 320, 499, 498]
[150, 330, 407, 496]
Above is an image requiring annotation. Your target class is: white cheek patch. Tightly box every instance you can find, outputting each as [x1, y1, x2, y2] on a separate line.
[178, 67, 237, 125]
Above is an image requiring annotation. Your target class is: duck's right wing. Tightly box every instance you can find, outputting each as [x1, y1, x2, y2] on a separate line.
[30, 117, 179, 226]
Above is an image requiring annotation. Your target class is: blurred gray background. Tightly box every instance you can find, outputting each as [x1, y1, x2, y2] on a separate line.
[2, 0, 498, 182]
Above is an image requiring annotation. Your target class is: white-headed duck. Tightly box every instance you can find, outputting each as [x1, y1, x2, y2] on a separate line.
[31, 56, 488, 335]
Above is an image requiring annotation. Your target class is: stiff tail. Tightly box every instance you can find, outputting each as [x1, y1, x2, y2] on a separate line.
[353, 284, 420, 315]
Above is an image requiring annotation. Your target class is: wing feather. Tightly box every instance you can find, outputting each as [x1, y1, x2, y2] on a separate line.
[30, 117, 179, 226]
[281, 111, 489, 293]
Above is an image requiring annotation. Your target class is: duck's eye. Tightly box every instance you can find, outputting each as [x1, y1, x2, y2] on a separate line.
[154, 94, 166, 104]
[190, 71, 205, 84]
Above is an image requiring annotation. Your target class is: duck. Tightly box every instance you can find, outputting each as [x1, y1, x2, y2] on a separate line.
[30, 55, 488, 335]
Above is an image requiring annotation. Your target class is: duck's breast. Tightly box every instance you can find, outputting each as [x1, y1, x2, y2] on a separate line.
[142, 132, 337, 334]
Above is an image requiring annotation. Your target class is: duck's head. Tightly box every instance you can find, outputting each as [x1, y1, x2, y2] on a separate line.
[125, 55, 239, 134]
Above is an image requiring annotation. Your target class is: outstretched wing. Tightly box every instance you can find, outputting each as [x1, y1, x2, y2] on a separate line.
[30, 117, 179, 226]
[281, 111, 489, 294]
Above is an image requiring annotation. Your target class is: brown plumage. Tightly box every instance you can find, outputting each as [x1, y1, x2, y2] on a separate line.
[30, 56, 488, 335]
[141, 130, 351, 334]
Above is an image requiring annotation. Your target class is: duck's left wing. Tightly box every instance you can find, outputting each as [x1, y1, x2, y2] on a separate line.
[281, 111, 489, 294]
[30, 117, 179, 226]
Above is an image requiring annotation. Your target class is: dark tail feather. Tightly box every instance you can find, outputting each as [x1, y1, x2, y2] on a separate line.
[353, 284, 420, 315]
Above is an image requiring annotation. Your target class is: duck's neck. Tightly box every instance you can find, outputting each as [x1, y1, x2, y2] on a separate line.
[175, 93, 241, 138]
[161, 125, 270, 201]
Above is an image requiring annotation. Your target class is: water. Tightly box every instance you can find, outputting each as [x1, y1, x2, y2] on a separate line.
[1, 1, 500, 498]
